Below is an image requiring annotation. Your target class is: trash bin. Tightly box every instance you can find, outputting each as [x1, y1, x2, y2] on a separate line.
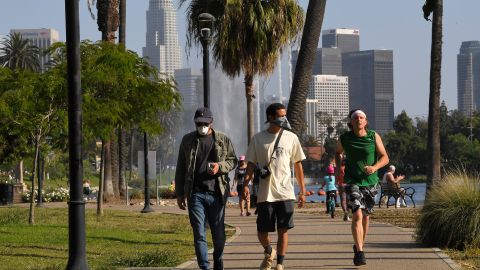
[0, 183, 13, 205]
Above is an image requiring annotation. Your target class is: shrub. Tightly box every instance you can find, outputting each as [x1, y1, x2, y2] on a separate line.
[110, 250, 181, 267]
[416, 171, 480, 249]
[22, 187, 70, 202]
[159, 188, 176, 199]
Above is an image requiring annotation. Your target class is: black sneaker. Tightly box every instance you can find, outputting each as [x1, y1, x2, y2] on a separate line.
[354, 251, 367, 266]
[214, 259, 224, 270]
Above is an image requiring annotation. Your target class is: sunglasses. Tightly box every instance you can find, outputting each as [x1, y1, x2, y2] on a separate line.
[195, 122, 210, 127]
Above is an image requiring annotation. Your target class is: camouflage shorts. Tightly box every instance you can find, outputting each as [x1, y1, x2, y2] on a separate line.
[345, 183, 379, 215]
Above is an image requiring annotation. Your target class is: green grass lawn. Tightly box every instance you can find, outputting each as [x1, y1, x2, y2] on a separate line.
[0, 207, 220, 270]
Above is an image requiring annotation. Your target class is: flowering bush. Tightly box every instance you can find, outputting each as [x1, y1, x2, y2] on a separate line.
[22, 187, 70, 202]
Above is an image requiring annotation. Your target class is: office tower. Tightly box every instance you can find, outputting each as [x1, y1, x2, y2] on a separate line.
[322, 28, 360, 53]
[291, 48, 342, 76]
[457, 41, 480, 116]
[143, 0, 182, 77]
[342, 50, 394, 134]
[307, 75, 349, 141]
[10, 28, 59, 71]
[305, 99, 319, 139]
[174, 68, 203, 108]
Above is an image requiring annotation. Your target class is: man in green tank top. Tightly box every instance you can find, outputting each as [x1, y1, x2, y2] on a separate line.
[335, 109, 389, 266]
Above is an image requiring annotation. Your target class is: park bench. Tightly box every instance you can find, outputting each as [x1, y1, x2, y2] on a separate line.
[378, 183, 416, 208]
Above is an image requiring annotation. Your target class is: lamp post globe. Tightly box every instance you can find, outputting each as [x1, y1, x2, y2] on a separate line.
[198, 13, 215, 108]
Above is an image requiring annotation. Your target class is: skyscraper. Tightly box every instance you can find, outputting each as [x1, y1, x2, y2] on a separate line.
[291, 47, 342, 76]
[322, 28, 360, 54]
[343, 50, 394, 134]
[10, 28, 59, 71]
[307, 75, 349, 141]
[143, 0, 182, 77]
[457, 41, 480, 116]
[174, 68, 202, 108]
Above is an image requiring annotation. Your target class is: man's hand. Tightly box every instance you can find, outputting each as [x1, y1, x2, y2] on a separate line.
[177, 196, 187, 210]
[298, 194, 306, 208]
[242, 184, 250, 201]
[207, 163, 219, 175]
[364, 165, 376, 175]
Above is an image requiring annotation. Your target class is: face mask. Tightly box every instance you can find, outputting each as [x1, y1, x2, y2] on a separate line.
[197, 125, 210, 136]
[270, 116, 292, 130]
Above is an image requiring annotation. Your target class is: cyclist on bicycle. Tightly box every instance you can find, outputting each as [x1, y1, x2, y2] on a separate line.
[320, 164, 337, 217]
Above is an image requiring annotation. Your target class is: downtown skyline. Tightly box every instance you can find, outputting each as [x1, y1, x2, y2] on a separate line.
[1, 0, 479, 118]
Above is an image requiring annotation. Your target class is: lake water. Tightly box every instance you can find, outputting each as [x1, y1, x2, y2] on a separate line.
[229, 181, 427, 206]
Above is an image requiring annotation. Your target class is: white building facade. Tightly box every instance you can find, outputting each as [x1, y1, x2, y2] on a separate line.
[143, 0, 182, 77]
[10, 28, 59, 71]
[308, 75, 349, 142]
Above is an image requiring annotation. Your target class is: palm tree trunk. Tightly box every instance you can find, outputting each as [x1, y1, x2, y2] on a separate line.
[28, 136, 40, 224]
[103, 139, 114, 201]
[111, 136, 120, 199]
[118, 128, 126, 199]
[119, 0, 126, 45]
[97, 0, 119, 42]
[97, 140, 105, 216]
[245, 73, 255, 143]
[15, 160, 24, 184]
[287, 0, 327, 136]
[426, 0, 443, 193]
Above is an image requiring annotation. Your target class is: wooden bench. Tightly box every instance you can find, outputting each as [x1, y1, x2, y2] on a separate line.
[378, 183, 416, 208]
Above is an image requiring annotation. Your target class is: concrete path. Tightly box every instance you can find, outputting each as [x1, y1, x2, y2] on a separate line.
[140, 205, 459, 270]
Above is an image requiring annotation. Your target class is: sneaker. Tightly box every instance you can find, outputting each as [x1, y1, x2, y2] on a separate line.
[241, 212, 246, 216]
[214, 259, 224, 270]
[260, 248, 276, 270]
[343, 212, 350, 221]
[274, 264, 284, 270]
[246, 212, 252, 216]
[354, 251, 366, 266]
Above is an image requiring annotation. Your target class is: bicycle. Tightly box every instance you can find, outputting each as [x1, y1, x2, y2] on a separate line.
[326, 191, 336, 218]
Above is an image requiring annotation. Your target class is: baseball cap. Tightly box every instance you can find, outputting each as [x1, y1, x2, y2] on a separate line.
[194, 107, 213, 123]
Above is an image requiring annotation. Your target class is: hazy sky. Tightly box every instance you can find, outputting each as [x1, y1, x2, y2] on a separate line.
[1, 0, 479, 118]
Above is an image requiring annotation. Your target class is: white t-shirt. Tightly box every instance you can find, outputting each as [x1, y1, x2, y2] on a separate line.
[382, 172, 392, 184]
[246, 129, 306, 203]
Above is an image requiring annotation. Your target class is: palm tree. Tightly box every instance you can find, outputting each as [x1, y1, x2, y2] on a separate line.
[182, 0, 304, 142]
[88, 0, 120, 204]
[0, 32, 40, 72]
[423, 0, 442, 192]
[286, 0, 327, 136]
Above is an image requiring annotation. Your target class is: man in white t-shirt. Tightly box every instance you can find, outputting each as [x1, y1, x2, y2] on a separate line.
[243, 103, 307, 270]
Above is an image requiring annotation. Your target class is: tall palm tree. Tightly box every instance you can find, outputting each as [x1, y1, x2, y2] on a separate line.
[287, 0, 327, 136]
[118, 0, 128, 203]
[182, 0, 304, 142]
[88, 0, 120, 204]
[0, 32, 40, 72]
[423, 0, 443, 192]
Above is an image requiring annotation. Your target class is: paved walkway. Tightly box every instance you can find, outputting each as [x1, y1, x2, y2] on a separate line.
[123, 204, 459, 270]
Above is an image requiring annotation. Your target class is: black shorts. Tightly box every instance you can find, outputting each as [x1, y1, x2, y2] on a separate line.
[256, 200, 295, 232]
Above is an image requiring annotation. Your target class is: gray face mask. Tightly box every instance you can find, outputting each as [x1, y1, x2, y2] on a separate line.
[270, 116, 292, 130]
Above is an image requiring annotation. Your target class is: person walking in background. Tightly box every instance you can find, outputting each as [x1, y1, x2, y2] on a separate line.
[243, 103, 307, 270]
[337, 157, 351, 221]
[382, 165, 407, 207]
[335, 109, 389, 266]
[175, 107, 237, 270]
[235, 155, 251, 216]
[320, 164, 337, 216]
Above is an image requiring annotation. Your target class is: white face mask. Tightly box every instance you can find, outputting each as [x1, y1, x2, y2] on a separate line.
[197, 125, 210, 136]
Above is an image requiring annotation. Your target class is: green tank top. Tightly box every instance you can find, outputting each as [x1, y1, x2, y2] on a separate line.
[340, 129, 379, 187]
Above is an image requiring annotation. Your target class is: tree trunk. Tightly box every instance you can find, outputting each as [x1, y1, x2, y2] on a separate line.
[127, 129, 134, 205]
[118, 0, 126, 45]
[15, 160, 24, 184]
[118, 128, 127, 199]
[97, 0, 119, 42]
[287, 0, 327, 136]
[245, 74, 255, 143]
[111, 136, 120, 199]
[426, 0, 443, 193]
[97, 140, 105, 216]
[28, 136, 40, 225]
[103, 139, 114, 201]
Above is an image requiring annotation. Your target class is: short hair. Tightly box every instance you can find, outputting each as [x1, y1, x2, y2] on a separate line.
[266, 103, 286, 120]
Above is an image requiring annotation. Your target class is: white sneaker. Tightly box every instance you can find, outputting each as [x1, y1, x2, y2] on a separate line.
[260, 248, 276, 270]
[343, 212, 351, 221]
[274, 264, 284, 270]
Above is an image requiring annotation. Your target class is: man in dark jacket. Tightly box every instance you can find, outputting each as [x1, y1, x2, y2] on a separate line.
[175, 107, 237, 270]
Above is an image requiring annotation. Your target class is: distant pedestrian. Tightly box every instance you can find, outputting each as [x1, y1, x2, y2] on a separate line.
[175, 107, 237, 270]
[235, 155, 251, 216]
[337, 157, 350, 221]
[335, 109, 389, 266]
[320, 164, 337, 216]
[243, 103, 307, 270]
[82, 179, 91, 196]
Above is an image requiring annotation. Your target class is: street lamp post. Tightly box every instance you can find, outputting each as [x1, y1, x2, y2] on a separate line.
[141, 132, 154, 213]
[65, 0, 89, 268]
[198, 13, 215, 108]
